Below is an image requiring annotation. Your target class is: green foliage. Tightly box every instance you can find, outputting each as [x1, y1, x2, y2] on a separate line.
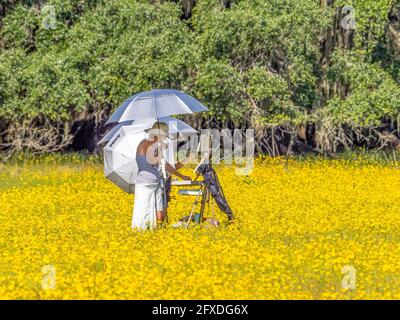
[245, 65, 302, 125]
[193, 58, 245, 124]
[326, 50, 400, 125]
[191, 0, 329, 124]
[335, 0, 394, 52]
[0, 0, 399, 131]
[0, 0, 193, 121]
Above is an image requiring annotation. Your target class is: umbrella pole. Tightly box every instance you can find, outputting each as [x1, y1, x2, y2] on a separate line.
[157, 120, 168, 225]
[161, 159, 168, 224]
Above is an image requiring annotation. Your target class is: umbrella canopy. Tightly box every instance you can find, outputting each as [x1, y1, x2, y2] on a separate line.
[98, 116, 197, 145]
[103, 125, 146, 193]
[103, 125, 185, 194]
[106, 89, 208, 124]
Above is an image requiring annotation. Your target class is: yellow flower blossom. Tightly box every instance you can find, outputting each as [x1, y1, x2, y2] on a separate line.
[1, 155, 400, 299]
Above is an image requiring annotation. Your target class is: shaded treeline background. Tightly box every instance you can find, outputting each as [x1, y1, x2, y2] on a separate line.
[0, 0, 400, 157]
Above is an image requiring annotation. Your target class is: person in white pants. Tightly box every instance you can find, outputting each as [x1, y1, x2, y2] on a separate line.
[132, 122, 191, 230]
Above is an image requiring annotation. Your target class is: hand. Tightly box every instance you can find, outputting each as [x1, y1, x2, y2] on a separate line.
[181, 175, 191, 181]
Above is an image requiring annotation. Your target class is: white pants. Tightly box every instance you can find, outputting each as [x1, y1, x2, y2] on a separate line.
[132, 182, 164, 230]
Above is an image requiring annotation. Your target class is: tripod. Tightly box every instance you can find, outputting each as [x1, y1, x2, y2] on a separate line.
[184, 182, 209, 228]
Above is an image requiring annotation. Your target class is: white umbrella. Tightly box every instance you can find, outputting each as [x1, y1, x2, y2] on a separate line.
[103, 126, 146, 193]
[97, 116, 197, 145]
[106, 89, 208, 124]
[102, 121, 197, 194]
[104, 89, 207, 214]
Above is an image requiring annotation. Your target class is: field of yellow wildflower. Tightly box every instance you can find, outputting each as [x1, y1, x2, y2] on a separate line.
[1, 154, 400, 299]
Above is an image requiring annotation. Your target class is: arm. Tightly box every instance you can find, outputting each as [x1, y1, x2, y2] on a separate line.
[175, 162, 184, 170]
[175, 154, 194, 170]
[165, 162, 191, 180]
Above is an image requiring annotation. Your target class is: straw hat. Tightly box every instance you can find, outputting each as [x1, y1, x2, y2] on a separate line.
[146, 122, 169, 139]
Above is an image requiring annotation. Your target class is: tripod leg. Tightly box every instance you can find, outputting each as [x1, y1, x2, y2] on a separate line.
[199, 187, 208, 221]
[163, 178, 168, 224]
[186, 186, 203, 228]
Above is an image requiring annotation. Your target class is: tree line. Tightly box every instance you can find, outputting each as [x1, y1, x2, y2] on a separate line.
[0, 0, 400, 158]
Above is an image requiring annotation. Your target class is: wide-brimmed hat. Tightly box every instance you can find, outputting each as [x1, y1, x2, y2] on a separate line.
[145, 122, 169, 138]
